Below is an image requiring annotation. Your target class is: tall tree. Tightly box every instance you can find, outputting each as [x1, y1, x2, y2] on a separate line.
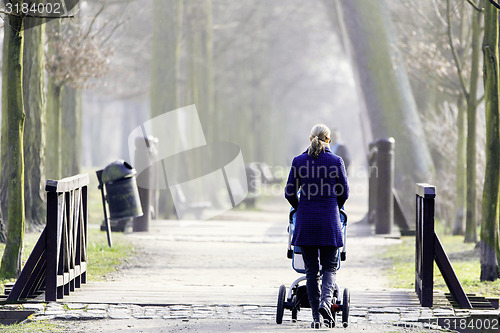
[23, 18, 47, 229]
[45, 19, 63, 180]
[388, 1, 485, 236]
[337, 0, 435, 216]
[0, 1, 26, 278]
[479, 0, 500, 281]
[151, 0, 182, 118]
[0, 21, 11, 244]
[61, 85, 82, 177]
[461, 0, 482, 243]
[150, 0, 183, 218]
[453, 98, 467, 235]
[185, 0, 215, 142]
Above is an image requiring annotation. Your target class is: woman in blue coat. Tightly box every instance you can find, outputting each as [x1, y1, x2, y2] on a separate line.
[284, 124, 349, 328]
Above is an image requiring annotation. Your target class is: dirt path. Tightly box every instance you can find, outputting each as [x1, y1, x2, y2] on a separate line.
[54, 177, 449, 332]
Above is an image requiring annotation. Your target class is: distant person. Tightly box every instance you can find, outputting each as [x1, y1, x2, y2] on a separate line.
[330, 128, 351, 174]
[284, 124, 349, 328]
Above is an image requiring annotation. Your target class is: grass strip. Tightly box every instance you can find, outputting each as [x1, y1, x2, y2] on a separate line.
[385, 229, 500, 297]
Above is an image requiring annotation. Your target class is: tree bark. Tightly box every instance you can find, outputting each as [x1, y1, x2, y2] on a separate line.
[0, 8, 26, 278]
[150, 0, 183, 218]
[151, 0, 182, 117]
[61, 86, 81, 177]
[465, 4, 482, 243]
[45, 19, 62, 180]
[45, 81, 62, 180]
[479, 0, 500, 282]
[338, 0, 435, 218]
[23, 19, 46, 229]
[453, 98, 467, 235]
[0, 22, 11, 243]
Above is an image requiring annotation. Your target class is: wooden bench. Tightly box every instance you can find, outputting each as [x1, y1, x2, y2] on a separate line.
[172, 184, 211, 219]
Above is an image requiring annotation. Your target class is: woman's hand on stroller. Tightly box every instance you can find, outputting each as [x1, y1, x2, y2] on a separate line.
[340, 208, 347, 226]
[289, 208, 297, 223]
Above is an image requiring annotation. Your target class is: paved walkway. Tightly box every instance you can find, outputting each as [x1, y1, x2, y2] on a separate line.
[4, 178, 491, 332]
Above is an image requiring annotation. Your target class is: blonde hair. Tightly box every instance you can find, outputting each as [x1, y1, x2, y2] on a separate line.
[308, 124, 331, 158]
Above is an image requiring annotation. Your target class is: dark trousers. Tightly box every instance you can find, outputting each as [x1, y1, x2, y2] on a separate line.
[301, 246, 338, 321]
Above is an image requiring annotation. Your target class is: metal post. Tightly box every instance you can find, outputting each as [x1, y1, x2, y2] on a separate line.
[96, 170, 113, 247]
[375, 138, 395, 234]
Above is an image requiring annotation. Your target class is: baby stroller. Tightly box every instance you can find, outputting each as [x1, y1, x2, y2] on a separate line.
[276, 207, 350, 328]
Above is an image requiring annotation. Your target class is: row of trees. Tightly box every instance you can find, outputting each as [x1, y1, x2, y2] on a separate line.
[325, 0, 499, 281]
[0, 0, 345, 277]
[0, 0, 118, 278]
[2, 0, 495, 282]
[147, 0, 347, 217]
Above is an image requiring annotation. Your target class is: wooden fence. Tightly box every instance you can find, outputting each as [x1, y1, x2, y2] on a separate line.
[415, 183, 472, 308]
[4, 174, 89, 302]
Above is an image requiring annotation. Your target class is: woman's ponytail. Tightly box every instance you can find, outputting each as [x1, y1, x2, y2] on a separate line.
[308, 136, 323, 158]
[307, 124, 331, 158]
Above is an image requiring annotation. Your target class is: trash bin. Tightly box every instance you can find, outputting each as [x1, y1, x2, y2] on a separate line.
[101, 160, 143, 221]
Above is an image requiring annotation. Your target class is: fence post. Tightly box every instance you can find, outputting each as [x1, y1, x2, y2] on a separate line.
[375, 138, 395, 234]
[45, 191, 58, 302]
[415, 183, 435, 307]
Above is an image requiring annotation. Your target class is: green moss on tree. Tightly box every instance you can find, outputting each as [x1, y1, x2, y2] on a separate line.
[0, 6, 26, 279]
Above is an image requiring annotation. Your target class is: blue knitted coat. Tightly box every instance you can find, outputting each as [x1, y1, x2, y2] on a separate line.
[284, 147, 349, 247]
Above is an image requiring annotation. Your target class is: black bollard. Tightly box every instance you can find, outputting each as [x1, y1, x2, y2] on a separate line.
[375, 138, 395, 234]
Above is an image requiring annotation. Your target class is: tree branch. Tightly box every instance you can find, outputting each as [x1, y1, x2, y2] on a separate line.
[446, 0, 469, 98]
[97, 0, 131, 44]
[477, 94, 485, 105]
[465, 0, 484, 12]
[488, 0, 500, 10]
[83, 3, 105, 40]
[431, 0, 448, 26]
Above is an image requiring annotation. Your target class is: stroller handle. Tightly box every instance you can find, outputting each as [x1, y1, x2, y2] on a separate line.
[340, 208, 348, 226]
[340, 209, 347, 260]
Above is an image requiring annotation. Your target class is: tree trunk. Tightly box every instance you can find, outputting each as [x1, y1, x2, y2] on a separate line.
[23, 20, 46, 229]
[453, 98, 466, 235]
[0, 9, 25, 279]
[61, 86, 82, 177]
[45, 19, 62, 180]
[465, 5, 482, 243]
[338, 0, 435, 218]
[0, 22, 11, 243]
[150, 0, 183, 218]
[479, 1, 500, 282]
[151, 0, 182, 117]
[45, 81, 62, 180]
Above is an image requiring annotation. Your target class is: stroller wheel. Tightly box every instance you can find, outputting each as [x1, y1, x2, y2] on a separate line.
[291, 295, 298, 322]
[342, 288, 350, 328]
[276, 285, 286, 324]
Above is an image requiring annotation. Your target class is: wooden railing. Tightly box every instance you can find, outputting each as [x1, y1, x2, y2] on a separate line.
[5, 174, 89, 302]
[415, 183, 472, 308]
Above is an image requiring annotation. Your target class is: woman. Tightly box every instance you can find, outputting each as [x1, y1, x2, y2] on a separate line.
[284, 124, 349, 328]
